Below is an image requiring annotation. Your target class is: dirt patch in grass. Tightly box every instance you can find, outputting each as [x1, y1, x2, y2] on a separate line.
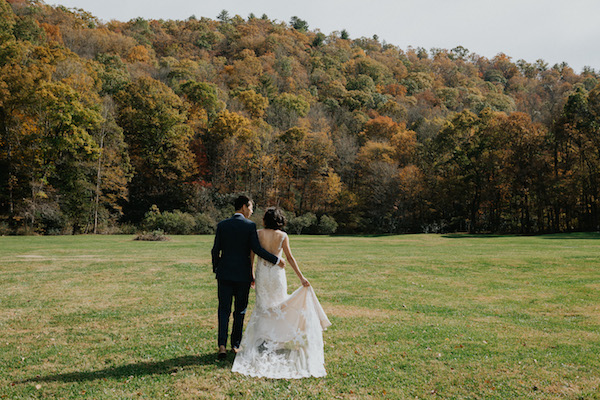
[174, 377, 228, 400]
[543, 376, 600, 397]
[326, 304, 397, 319]
[574, 305, 600, 325]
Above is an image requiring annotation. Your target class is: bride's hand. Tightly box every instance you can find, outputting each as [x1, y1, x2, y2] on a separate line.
[300, 277, 310, 287]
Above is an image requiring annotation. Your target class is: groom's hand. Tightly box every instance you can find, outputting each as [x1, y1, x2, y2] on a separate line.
[278, 258, 286, 268]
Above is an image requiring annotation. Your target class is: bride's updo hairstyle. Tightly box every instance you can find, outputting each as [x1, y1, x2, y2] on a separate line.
[263, 207, 286, 230]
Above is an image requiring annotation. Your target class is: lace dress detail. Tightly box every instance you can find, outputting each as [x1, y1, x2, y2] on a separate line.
[232, 232, 331, 379]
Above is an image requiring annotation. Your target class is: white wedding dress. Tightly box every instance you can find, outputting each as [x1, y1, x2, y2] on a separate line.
[232, 231, 331, 379]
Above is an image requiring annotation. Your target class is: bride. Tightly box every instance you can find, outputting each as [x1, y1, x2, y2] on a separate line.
[231, 207, 331, 379]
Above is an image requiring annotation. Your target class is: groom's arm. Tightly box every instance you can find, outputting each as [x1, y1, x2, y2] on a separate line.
[211, 225, 222, 273]
[249, 225, 280, 266]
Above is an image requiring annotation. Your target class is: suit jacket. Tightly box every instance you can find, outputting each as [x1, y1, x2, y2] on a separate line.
[211, 214, 279, 282]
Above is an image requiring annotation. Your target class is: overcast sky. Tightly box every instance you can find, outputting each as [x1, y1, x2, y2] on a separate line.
[49, 0, 600, 73]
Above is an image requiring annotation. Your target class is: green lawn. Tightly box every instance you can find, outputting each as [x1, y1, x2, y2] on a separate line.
[1, 233, 599, 399]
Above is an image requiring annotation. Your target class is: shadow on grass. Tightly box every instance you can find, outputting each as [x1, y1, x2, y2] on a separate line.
[18, 353, 232, 384]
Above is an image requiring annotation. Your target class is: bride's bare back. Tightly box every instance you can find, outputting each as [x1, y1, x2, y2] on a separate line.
[257, 229, 286, 255]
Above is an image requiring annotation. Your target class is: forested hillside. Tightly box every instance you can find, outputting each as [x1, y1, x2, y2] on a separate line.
[1, 0, 599, 234]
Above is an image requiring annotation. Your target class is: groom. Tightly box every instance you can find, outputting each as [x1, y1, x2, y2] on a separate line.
[211, 195, 285, 359]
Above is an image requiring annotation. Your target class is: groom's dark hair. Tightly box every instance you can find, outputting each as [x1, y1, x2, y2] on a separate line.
[234, 195, 252, 211]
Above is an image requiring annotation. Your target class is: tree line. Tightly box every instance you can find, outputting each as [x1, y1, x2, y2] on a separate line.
[1, 0, 599, 235]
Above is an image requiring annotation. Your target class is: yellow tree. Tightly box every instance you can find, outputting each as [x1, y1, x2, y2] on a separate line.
[92, 96, 132, 233]
[355, 140, 400, 231]
[224, 49, 263, 89]
[279, 129, 339, 214]
[235, 89, 268, 119]
[204, 109, 259, 192]
[115, 77, 198, 221]
[34, 80, 102, 233]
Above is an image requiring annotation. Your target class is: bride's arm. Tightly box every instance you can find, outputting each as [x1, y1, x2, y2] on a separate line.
[282, 234, 310, 287]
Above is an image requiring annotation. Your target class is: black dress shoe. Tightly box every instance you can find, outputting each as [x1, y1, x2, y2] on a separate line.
[218, 346, 227, 360]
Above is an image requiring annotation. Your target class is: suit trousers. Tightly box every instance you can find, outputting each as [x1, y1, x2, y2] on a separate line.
[217, 279, 252, 348]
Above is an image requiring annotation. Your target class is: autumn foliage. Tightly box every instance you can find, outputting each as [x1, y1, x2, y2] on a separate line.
[0, 0, 599, 234]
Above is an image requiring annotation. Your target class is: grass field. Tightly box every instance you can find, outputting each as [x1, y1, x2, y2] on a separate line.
[1, 233, 599, 399]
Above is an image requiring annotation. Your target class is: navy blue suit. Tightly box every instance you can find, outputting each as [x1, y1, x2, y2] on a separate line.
[211, 214, 279, 348]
